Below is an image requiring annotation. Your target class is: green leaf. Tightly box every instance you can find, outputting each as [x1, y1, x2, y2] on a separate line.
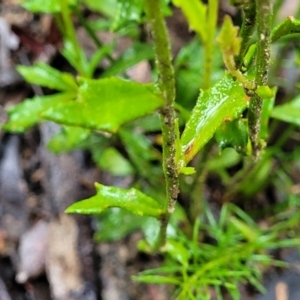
[217, 15, 242, 57]
[95, 208, 150, 242]
[162, 239, 190, 266]
[65, 183, 164, 218]
[62, 40, 89, 77]
[17, 63, 78, 91]
[215, 118, 249, 154]
[271, 95, 300, 126]
[47, 126, 90, 153]
[82, 0, 118, 17]
[97, 147, 134, 176]
[181, 74, 247, 164]
[21, 0, 61, 12]
[42, 77, 164, 132]
[259, 87, 276, 140]
[102, 43, 154, 77]
[133, 275, 182, 285]
[111, 0, 145, 31]
[172, 0, 207, 42]
[3, 93, 74, 132]
[256, 85, 274, 99]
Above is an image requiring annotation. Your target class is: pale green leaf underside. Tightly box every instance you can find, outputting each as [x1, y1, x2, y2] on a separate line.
[181, 74, 247, 164]
[42, 77, 164, 133]
[65, 183, 164, 218]
[17, 63, 77, 91]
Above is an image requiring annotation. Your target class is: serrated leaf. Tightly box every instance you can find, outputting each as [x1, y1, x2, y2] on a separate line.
[181, 74, 247, 164]
[217, 15, 241, 56]
[3, 93, 74, 132]
[172, 0, 207, 41]
[17, 63, 77, 91]
[42, 77, 164, 132]
[271, 95, 300, 126]
[65, 183, 164, 218]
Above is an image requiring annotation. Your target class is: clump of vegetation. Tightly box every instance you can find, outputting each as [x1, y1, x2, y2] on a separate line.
[4, 0, 300, 299]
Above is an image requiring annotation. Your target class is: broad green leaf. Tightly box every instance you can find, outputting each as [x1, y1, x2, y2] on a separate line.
[42, 77, 164, 132]
[3, 93, 74, 132]
[271, 95, 300, 126]
[47, 126, 90, 153]
[172, 0, 207, 42]
[181, 74, 247, 165]
[66, 183, 164, 217]
[102, 43, 154, 77]
[21, 0, 75, 13]
[17, 63, 77, 91]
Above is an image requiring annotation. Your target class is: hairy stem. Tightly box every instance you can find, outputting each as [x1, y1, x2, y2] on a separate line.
[248, 0, 272, 158]
[145, 0, 179, 249]
[236, 0, 256, 68]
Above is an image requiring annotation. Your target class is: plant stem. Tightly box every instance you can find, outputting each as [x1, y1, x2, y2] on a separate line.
[60, 0, 85, 76]
[73, 6, 114, 63]
[203, 0, 219, 89]
[236, 0, 256, 68]
[145, 0, 179, 249]
[248, 0, 272, 158]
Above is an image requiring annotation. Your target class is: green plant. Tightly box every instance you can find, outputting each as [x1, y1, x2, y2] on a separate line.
[4, 0, 300, 299]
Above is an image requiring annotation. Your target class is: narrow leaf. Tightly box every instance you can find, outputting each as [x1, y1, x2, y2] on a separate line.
[271, 95, 300, 126]
[42, 77, 164, 132]
[65, 183, 164, 218]
[3, 93, 74, 132]
[17, 63, 77, 91]
[172, 0, 207, 42]
[47, 126, 90, 153]
[102, 43, 154, 77]
[181, 74, 247, 164]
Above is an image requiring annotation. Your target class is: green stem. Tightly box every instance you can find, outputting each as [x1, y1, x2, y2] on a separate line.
[203, 0, 218, 89]
[236, 0, 256, 68]
[248, 0, 272, 158]
[73, 6, 114, 63]
[60, 0, 85, 76]
[145, 0, 178, 249]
